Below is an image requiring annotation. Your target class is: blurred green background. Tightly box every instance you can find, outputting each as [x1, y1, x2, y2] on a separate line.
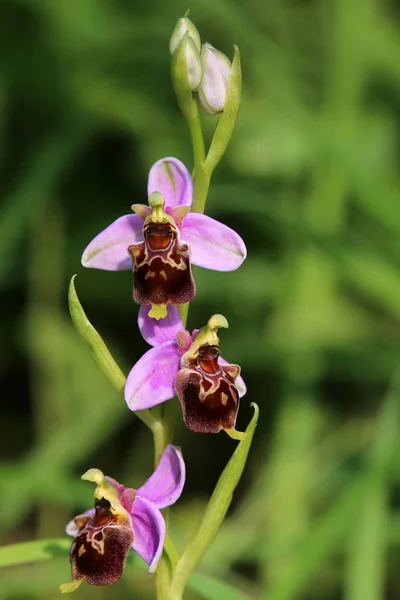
[1, 0, 400, 598]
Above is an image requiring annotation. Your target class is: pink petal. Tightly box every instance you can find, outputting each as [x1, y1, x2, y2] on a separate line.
[82, 214, 144, 271]
[138, 305, 183, 347]
[131, 496, 165, 573]
[147, 157, 193, 208]
[124, 341, 180, 410]
[66, 509, 94, 536]
[180, 213, 246, 271]
[137, 445, 185, 509]
[219, 356, 247, 398]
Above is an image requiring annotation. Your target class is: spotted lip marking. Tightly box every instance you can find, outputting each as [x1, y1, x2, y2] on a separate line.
[128, 234, 195, 307]
[70, 499, 134, 587]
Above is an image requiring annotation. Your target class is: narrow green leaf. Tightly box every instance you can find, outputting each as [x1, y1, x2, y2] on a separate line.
[0, 535, 166, 570]
[68, 274, 125, 392]
[188, 572, 251, 600]
[344, 487, 387, 600]
[0, 538, 71, 568]
[343, 372, 397, 600]
[205, 46, 242, 175]
[68, 275, 156, 429]
[168, 403, 259, 600]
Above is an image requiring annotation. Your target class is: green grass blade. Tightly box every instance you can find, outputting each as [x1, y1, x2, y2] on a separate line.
[188, 572, 251, 600]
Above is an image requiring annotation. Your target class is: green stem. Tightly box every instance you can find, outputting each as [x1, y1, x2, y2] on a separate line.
[156, 68, 240, 598]
[178, 302, 190, 327]
[184, 97, 211, 216]
[187, 104, 206, 168]
[152, 414, 176, 467]
[187, 103, 210, 215]
[192, 163, 211, 215]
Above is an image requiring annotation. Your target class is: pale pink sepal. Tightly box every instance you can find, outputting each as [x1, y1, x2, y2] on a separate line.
[180, 213, 247, 271]
[124, 341, 180, 410]
[81, 214, 143, 271]
[130, 496, 165, 573]
[147, 157, 193, 208]
[137, 445, 185, 509]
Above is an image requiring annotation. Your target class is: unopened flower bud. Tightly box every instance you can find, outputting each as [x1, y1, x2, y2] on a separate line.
[169, 16, 201, 55]
[198, 43, 232, 115]
[171, 30, 202, 118]
[179, 35, 202, 92]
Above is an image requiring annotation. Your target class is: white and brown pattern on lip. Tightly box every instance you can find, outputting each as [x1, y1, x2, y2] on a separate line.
[128, 220, 195, 315]
[175, 343, 241, 434]
[69, 498, 134, 587]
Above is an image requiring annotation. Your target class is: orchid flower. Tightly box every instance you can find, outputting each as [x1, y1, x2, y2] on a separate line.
[81, 157, 247, 319]
[60, 445, 185, 593]
[125, 306, 247, 439]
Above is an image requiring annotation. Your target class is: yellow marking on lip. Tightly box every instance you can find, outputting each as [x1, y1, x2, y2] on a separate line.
[78, 545, 86, 557]
[149, 303, 168, 320]
[221, 392, 228, 406]
[128, 245, 141, 258]
[90, 538, 105, 555]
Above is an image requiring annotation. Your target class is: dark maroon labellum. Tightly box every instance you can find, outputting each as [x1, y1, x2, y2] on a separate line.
[128, 222, 195, 307]
[175, 344, 240, 434]
[70, 498, 134, 587]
